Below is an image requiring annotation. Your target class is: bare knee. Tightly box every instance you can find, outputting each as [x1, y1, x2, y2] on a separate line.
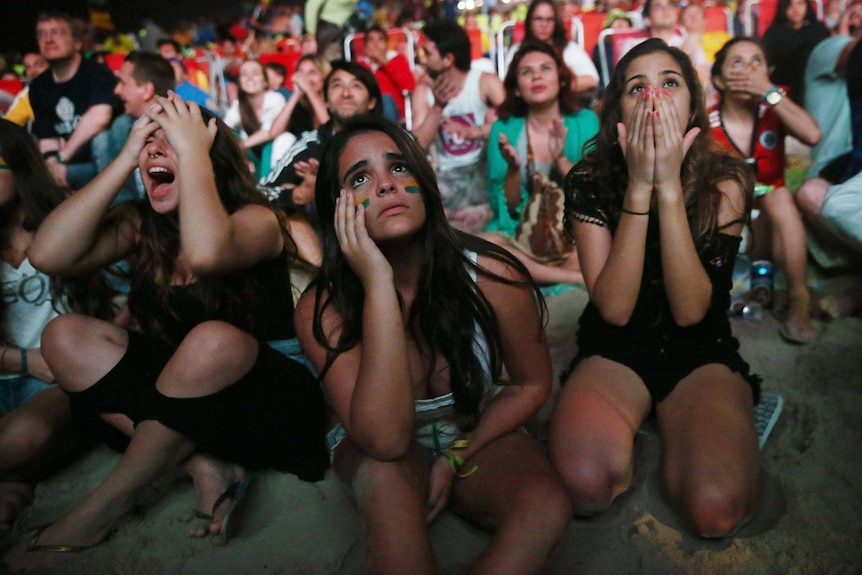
[677, 481, 756, 538]
[0, 403, 66, 476]
[509, 473, 573, 533]
[796, 179, 827, 218]
[351, 457, 425, 516]
[553, 453, 632, 517]
[159, 321, 257, 397]
[41, 315, 126, 392]
[41, 315, 92, 366]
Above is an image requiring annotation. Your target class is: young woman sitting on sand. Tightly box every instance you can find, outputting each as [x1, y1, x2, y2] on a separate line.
[709, 37, 822, 344]
[295, 115, 572, 575]
[483, 41, 599, 287]
[549, 39, 764, 538]
[4, 95, 329, 573]
[0, 118, 117, 539]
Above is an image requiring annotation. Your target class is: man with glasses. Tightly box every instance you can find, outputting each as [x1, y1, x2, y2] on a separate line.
[29, 10, 119, 190]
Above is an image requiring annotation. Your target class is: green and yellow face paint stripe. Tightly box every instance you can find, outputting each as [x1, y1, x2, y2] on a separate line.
[404, 179, 420, 195]
[0, 158, 8, 170]
[353, 191, 370, 208]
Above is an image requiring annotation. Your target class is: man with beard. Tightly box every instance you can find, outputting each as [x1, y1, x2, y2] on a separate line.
[30, 11, 119, 190]
[259, 60, 383, 226]
[411, 20, 505, 234]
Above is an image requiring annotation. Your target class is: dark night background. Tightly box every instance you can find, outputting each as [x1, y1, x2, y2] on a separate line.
[1, 0, 257, 54]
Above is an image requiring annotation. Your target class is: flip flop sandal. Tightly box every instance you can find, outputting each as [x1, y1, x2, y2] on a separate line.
[193, 477, 251, 546]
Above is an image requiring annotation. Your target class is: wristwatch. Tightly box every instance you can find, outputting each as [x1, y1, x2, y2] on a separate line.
[763, 85, 786, 107]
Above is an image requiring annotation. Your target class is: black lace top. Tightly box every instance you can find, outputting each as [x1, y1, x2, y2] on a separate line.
[134, 249, 295, 348]
[564, 168, 740, 344]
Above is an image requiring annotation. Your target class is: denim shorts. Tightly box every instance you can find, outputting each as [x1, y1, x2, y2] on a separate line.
[0, 376, 53, 413]
[267, 338, 317, 376]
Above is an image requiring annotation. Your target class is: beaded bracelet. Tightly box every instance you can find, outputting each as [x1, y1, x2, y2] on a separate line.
[621, 207, 650, 216]
[19, 347, 27, 375]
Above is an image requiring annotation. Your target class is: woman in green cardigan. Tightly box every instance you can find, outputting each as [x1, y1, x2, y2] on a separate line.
[483, 42, 599, 286]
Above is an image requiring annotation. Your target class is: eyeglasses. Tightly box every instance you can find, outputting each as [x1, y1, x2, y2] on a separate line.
[36, 27, 71, 40]
[531, 16, 556, 24]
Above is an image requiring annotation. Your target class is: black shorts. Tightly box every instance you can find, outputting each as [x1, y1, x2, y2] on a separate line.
[563, 329, 761, 405]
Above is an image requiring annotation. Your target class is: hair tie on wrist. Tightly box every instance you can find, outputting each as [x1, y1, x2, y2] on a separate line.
[19, 347, 27, 374]
[621, 207, 650, 216]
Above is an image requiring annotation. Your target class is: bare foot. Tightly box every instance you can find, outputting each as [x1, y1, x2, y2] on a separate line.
[0, 482, 34, 538]
[781, 292, 816, 343]
[3, 505, 131, 573]
[183, 454, 245, 538]
[818, 289, 862, 320]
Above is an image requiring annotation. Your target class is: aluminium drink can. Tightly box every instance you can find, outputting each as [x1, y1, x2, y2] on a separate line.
[750, 260, 774, 309]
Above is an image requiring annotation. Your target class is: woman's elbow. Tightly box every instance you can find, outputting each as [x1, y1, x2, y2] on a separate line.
[28, 249, 62, 275]
[672, 305, 708, 328]
[185, 250, 225, 277]
[597, 306, 633, 327]
[806, 127, 822, 147]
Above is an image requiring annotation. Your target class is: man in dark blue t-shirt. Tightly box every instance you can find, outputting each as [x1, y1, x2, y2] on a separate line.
[30, 10, 119, 190]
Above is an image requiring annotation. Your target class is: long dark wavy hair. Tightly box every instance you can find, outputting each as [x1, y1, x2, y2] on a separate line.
[128, 107, 296, 343]
[310, 115, 546, 431]
[238, 59, 267, 136]
[523, 0, 569, 50]
[571, 39, 753, 244]
[497, 41, 580, 120]
[0, 119, 116, 344]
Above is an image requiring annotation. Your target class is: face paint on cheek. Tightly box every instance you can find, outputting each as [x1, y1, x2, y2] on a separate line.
[404, 179, 421, 194]
[353, 191, 370, 208]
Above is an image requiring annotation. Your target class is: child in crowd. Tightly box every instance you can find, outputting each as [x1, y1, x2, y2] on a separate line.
[484, 41, 599, 287]
[550, 39, 763, 538]
[709, 37, 822, 343]
[5, 95, 328, 572]
[0, 118, 117, 539]
[296, 115, 571, 574]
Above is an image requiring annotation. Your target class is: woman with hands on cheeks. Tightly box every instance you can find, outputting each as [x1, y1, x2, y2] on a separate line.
[295, 115, 572, 575]
[549, 39, 764, 538]
[4, 94, 328, 573]
[709, 37, 821, 344]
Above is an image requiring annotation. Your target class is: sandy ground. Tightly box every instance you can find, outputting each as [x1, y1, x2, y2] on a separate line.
[1, 273, 860, 575]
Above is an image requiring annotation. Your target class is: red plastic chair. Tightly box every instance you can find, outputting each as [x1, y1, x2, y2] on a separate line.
[0, 78, 23, 97]
[575, 11, 607, 56]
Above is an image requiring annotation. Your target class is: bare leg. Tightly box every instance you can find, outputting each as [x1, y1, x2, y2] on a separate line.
[657, 364, 760, 537]
[0, 387, 80, 481]
[450, 432, 572, 575]
[549, 356, 652, 516]
[3, 321, 259, 572]
[796, 178, 862, 261]
[818, 289, 862, 320]
[756, 188, 814, 340]
[480, 232, 584, 285]
[333, 439, 436, 575]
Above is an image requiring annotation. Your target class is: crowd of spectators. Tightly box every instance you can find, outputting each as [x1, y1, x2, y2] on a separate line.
[0, 0, 861, 570]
